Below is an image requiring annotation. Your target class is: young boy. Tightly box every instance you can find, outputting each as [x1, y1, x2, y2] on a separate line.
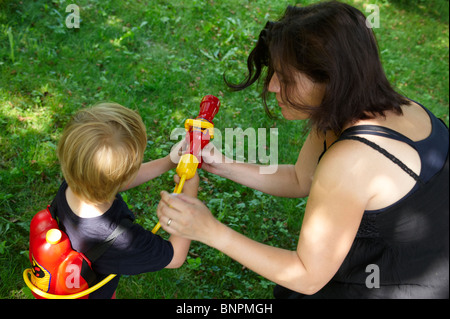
[54, 102, 197, 298]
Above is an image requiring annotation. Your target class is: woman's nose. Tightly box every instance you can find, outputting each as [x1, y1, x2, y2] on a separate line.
[268, 73, 280, 93]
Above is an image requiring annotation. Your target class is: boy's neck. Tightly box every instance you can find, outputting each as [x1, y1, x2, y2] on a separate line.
[66, 186, 113, 218]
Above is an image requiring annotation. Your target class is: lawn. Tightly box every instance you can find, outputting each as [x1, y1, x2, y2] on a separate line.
[0, 0, 448, 299]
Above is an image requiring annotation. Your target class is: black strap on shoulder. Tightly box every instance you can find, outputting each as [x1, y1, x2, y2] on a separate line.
[318, 139, 327, 163]
[81, 218, 133, 287]
[338, 135, 423, 186]
[84, 218, 134, 262]
[341, 125, 418, 150]
[48, 199, 58, 222]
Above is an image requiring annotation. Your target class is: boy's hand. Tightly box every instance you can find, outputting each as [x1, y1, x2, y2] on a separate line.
[174, 172, 199, 197]
[169, 140, 188, 168]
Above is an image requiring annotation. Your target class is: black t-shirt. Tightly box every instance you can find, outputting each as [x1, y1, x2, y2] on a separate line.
[54, 181, 174, 298]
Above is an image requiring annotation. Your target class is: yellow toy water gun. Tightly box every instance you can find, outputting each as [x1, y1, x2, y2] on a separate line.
[152, 95, 220, 233]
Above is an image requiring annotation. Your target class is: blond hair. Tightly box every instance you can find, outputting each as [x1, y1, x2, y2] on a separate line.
[57, 103, 147, 204]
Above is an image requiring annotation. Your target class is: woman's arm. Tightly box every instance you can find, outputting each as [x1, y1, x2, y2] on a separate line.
[157, 140, 369, 293]
[210, 161, 305, 198]
[201, 131, 327, 198]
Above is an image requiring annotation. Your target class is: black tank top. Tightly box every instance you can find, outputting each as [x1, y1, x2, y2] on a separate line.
[318, 103, 449, 298]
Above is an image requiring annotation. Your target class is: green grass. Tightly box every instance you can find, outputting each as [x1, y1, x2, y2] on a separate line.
[0, 0, 448, 299]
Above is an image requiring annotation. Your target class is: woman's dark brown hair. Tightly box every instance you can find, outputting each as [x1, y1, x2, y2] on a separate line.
[225, 1, 408, 134]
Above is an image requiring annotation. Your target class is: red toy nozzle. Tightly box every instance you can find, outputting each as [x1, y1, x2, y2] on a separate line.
[197, 95, 220, 123]
[184, 95, 221, 168]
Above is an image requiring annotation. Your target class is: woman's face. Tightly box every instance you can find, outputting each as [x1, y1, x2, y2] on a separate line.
[268, 71, 326, 120]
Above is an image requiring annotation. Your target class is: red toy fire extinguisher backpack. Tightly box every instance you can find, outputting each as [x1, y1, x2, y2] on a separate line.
[23, 201, 132, 299]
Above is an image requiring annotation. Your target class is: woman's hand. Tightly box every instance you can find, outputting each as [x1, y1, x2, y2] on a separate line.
[200, 143, 230, 176]
[157, 191, 218, 244]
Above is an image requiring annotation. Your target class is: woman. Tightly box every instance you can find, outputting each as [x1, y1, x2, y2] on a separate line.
[157, 1, 449, 298]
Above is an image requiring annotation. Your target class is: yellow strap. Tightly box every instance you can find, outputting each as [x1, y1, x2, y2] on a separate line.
[23, 268, 116, 299]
